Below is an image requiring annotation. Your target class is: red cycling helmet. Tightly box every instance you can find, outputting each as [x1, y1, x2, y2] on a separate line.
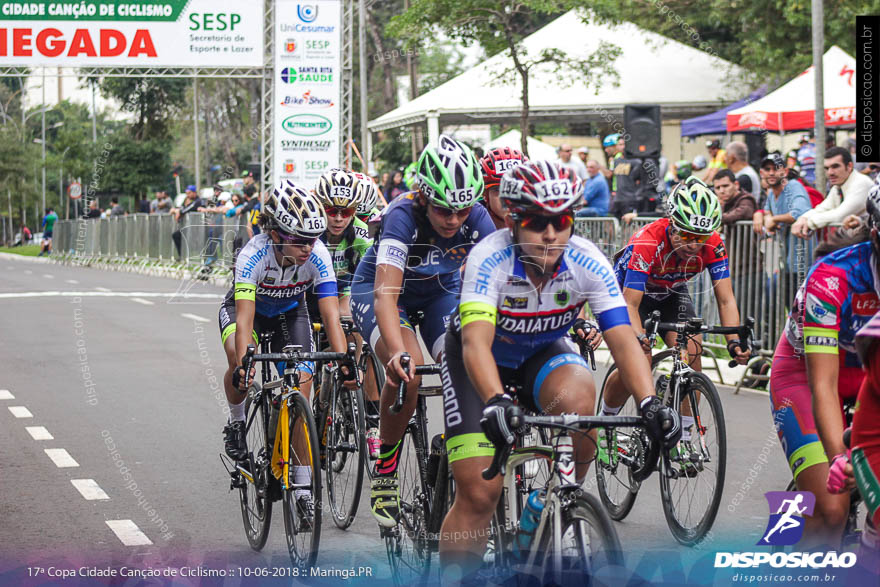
[480, 147, 528, 189]
[499, 160, 582, 215]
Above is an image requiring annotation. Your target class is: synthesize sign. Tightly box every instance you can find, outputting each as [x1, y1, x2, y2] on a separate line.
[273, 0, 340, 189]
[0, 0, 263, 66]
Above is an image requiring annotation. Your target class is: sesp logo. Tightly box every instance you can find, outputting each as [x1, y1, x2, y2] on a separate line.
[757, 491, 815, 546]
[297, 5, 318, 23]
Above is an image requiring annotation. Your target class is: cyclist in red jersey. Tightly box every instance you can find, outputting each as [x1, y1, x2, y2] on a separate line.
[604, 177, 749, 468]
[479, 147, 528, 229]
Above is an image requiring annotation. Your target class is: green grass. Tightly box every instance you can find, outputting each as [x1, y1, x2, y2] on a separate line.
[0, 245, 42, 256]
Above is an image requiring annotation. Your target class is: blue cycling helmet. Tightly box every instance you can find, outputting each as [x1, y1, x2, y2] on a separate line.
[603, 134, 620, 148]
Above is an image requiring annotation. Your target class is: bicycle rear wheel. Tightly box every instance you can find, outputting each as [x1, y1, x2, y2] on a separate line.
[360, 348, 384, 480]
[385, 424, 432, 586]
[325, 370, 366, 529]
[537, 493, 624, 584]
[239, 386, 273, 550]
[282, 392, 323, 568]
[659, 371, 727, 545]
[595, 362, 643, 521]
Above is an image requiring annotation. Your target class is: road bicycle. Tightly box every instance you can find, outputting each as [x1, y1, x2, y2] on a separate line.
[596, 311, 754, 545]
[483, 410, 631, 584]
[311, 318, 369, 530]
[381, 352, 447, 586]
[223, 337, 356, 568]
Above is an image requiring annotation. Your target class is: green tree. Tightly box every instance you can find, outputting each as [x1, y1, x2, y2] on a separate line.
[589, 0, 880, 83]
[102, 132, 170, 199]
[389, 2, 621, 156]
[94, 77, 188, 141]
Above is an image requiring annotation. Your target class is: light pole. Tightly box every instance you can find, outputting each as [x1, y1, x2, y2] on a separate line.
[59, 145, 70, 217]
[35, 120, 63, 215]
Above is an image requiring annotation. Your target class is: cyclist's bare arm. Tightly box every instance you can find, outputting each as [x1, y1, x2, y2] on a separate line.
[712, 277, 749, 363]
[603, 325, 656, 404]
[374, 263, 412, 381]
[806, 352, 847, 458]
[234, 297, 257, 366]
[461, 321, 505, 404]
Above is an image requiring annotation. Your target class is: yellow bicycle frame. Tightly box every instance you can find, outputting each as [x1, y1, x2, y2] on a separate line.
[270, 385, 315, 490]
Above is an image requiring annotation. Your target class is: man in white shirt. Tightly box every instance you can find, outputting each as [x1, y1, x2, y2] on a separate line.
[556, 143, 588, 181]
[792, 146, 875, 238]
[724, 141, 761, 201]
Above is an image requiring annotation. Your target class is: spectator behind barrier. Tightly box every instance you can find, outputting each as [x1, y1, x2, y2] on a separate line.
[151, 190, 172, 214]
[84, 199, 102, 219]
[556, 143, 588, 181]
[109, 197, 126, 217]
[703, 138, 727, 183]
[725, 141, 761, 201]
[791, 146, 876, 239]
[384, 170, 408, 201]
[575, 159, 610, 217]
[713, 169, 757, 228]
[170, 185, 207, 257]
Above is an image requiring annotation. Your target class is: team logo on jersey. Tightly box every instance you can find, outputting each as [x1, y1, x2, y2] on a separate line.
[824, 276, 840, 292]
[714, 243, 725, 259]
[555, 290, 570, 307]
[502, 296, 528, 310]
[805, 293, 836, 326]
[853, 292, 880, 316]
[632, 252, 650, 273]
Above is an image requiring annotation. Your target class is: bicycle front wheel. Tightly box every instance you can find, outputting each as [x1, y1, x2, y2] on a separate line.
[660, 371, 727, 545]
[282, 392, 323, 568]
[537, 493, 624, 583]
[595, 362, 643, 521]
[326, 371, 366, 529]
[239, 387, 273, 550]
[386, 424, 432, 586]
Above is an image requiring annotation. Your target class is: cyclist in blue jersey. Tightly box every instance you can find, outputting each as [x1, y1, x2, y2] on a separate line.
[219, 182, 350, 517]
[438, 160, 681, 575]
[351, 135, 496, 528]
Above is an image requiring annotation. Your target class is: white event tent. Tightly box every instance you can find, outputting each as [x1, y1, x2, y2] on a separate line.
[726, 46, 856, 132]
[484, 129, 559, 161]
[368, 10, 745, 146]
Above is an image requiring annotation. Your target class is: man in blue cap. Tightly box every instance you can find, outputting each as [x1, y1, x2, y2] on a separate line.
[170, 185, 207, 258]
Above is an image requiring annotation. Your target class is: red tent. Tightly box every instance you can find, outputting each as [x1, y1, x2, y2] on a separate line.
[726, 46, 855, 132]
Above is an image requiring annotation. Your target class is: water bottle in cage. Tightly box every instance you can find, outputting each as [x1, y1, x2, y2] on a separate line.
[514, 489, 546, 557]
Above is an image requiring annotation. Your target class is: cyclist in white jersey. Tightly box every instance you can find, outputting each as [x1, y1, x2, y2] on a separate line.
[219, 182, 349, 517]
[438, 160, 681, 576]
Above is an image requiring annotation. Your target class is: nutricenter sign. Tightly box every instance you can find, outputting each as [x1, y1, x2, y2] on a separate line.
[282, 114, 333, 136]
[0, 0, 263, 66]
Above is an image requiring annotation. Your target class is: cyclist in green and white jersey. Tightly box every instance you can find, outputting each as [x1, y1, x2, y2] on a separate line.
[314, 168, 382, 457]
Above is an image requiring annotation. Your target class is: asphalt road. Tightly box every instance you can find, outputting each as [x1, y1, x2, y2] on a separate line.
[0, 254, 796, 584]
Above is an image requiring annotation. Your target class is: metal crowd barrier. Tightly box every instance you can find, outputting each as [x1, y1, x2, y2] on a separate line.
[55, 213, 827, 366]
[53, 212, 250, 269]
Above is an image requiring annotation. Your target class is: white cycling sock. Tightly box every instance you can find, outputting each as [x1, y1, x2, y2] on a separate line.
[681, 415, 695, 442]
[294, 465, 312, 499]
[599, 400, 622, 417]
[228, 399, 246, 423]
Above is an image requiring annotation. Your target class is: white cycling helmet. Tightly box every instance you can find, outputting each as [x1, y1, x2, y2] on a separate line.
[499, 160, 582, 215]
[315, 168, 359, 210]
[352, 172, 380, 216]
[265, 180, 327, 237]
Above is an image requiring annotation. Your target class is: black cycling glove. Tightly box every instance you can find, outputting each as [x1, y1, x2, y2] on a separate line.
[480, 394, 521, 448]
[639, 396, 681, 449]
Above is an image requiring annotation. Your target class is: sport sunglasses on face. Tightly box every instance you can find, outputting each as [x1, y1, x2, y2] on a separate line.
[326, 206, 356, 218]
[517, 213, 574, 232]
[430, 203, 473, 219]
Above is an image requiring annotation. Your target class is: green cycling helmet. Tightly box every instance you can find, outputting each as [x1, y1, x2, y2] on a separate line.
[416, 134, 484, 209]
[666, 176, 721, 234]
[403, 161, 418, 190]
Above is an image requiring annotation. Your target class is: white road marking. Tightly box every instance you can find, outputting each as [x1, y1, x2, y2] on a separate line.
[43, 273, 54, 279]
[106, 520, 153, 546]
[26, 426, 53, 440]
[71, 479, 110, 501]
[66, 279, 79, 285]
[180, 313, 210, 323]
[94, 287, 112, 292]
[0, 389, 13, 400]
[8, 406, 33, 418]
[0, 291, 220, 300]
[45, 448, 79, 468]
[131, 297, 155, 306]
